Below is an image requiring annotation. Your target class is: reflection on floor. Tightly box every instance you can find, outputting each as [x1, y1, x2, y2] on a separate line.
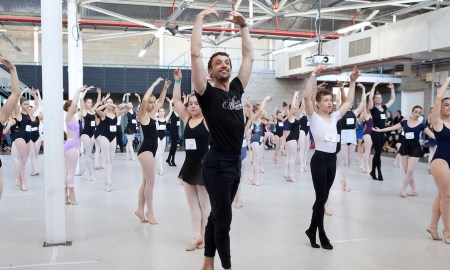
[0, 151, 448, 270]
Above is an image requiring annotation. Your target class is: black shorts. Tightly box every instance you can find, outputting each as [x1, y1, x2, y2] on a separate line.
[398, 140, 422, 157]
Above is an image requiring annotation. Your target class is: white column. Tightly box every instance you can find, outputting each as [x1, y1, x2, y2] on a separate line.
[68, 0, 84, 175]
[34, 26, 39, 63]
[41, 0, 66, 245]
[249, 0, 254, 25]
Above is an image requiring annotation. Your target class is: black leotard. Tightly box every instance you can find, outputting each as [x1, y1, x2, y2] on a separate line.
[17, 113, 31, 143]
[299, 115, 309, 134]
[82, 113, 96, 137]
[125, 111, 137, 135]
[286, 119, 300, 142]
[157, 119, 167, 140]
[179, 118, 210, 185]
[102, 116, 117, 142]
[30, 117, 40, 143]
[138, 118, 158, 157]
[274, 118, 284, 137]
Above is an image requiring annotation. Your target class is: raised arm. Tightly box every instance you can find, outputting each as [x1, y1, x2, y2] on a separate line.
[225, 11, 254, 89]
[303, 65, 326, 116]
[353, 83, 366, 117]
[384, 82, 396, 109]
[253, 96, 272, 121]
[28, 88, 41, 116]
[152, 79, 172, 115]
[134, 93, 141, 103]
[165, 97, 174, 121]
[244, 99, 254, 133]
[0, 54, 21, 124]
[431, 77, 450, 131]
[122, 93, 130, 103]
[338, 67, 360, 117]
[67, 86, 91, 122]
[191, 3, 220, 95]
[92, 87, 103, 111]
[287, 91, 299, 121]
[367, 81, 379, 110]
[115, 103, 131, 116]
[172, 68, 190, 123]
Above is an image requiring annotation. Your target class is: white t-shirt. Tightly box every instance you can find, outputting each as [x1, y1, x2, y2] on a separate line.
[307, 111, 341, 153]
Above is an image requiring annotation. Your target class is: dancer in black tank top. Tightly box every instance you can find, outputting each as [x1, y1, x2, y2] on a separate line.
[95, 96, 130, 192]
[122, 92, 140, 161]
[368, 82, 396, 180]
[166, 109, 180, 166]
[94, 93, 109, 169]
[14, 88, 40, 191]
[172, 68, 212, 251]
[298, 104, 310, 173]
[134, 77, 171, 225]
[28, 92, 42, 177]
[283, 92, 301, 182]
[272, 108, 285, 164]
[0, 54, 21, 199]
[80, 87, 101, 180]
[155, 100, 173, 175]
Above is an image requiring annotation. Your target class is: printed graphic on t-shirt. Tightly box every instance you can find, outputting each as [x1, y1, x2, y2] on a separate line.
[222, 96, 243, 111]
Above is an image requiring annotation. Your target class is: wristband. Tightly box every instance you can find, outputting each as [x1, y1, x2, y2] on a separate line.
[175, 80, 182, 85]
[152, 83, 157, 87]
[240, 23, 248, 28]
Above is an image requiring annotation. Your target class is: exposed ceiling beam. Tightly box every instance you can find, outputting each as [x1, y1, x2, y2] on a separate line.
[252, 0, 275, 15]
[284, 0, 431, 16]
[83, 30, 154, 41]
[81, 3, 158, 30]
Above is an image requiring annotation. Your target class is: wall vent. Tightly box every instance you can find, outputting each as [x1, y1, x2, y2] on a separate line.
[349, 37, 371, 57]
[288, 55, 302, 70]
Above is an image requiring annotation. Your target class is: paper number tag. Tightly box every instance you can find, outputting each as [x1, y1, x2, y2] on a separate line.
[242, 139, 248, 147]
[405, 132, 414, 140]
[177, 121, 180, 126]
[380, 114, 386, 120]
[91, 121, 96, 127]
[324, 133, 337, 142]
[346, 118, 355, 125]
[25, 125, 32, 132]
[185, 138, 197, 150]
[110, 125, 117, 132]
[307, 121, 310, 126]
[278, 122, 283, 127]
[158, 124, 166, 130]
[132, 119, 137, 124]
[31, 127, 38, 132]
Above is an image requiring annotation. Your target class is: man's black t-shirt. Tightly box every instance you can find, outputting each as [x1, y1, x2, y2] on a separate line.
[370, 105, 388, 128]
[195, 77, 245, 154]
[393, 115, 404, 126]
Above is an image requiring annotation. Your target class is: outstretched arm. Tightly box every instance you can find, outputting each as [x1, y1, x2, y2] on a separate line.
[253, 96, 273, 121]
[0, 54, 21, 124]
[67, 86, 92, 122]
[165, 97, 174, 121]
[152, 79, 172, 116]
[303, 65, 326, 116]
[172, 68, 190, 123]
[367, 81, 379, 110]
[353, 83, 366, 116]
[431, 77, 450, 131]
[92, 87, 102, 111]
[338, 67, 360, 117]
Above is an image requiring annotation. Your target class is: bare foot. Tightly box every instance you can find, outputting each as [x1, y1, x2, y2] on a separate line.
[200, 257, 214, 270]
[135, 211, 148, 223]
[146, 212, 158, 224]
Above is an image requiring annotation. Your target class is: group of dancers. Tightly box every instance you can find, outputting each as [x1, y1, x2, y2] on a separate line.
[2, 4, 450, 269]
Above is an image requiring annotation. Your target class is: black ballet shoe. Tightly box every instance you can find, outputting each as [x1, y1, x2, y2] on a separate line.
[319, 236, 334, 250]
[377, 174, 384, 181]
[369, 171, 377, 180]
[166, 159, 172, 166]
[305, 229, 320, 248]
[171, 161, 177, 167]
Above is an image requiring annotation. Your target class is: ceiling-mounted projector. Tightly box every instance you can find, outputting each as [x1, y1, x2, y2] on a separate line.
[305, 54, 335, 66]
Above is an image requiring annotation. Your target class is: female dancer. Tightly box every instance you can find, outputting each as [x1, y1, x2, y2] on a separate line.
[172, 68, 211, 251]
[94, 93, 109, 170]
[337, 83, 366, 191]
[80, 87, 101, 181]
[373, 105, 434, 197]
[368, 82, 396, 180]
[95, 97, 129, 192]
[135, 77, 171, 224]
[28, 89, 42, 176]
[0, 54, 21, 199]
[123, 93, 140, 161]
[426, 107, 437, 171]
[64, 86, 92, 204]
[249, 97, 272, 186]
[298, 103, 310, 173]
[166, 103, 180, 167]
[272, 108, 284, 164]
[14, 89, 40, 191]
[356, 114, 364, 165]
[427, 77, 450, 243]
[156, 96, 173, 175]
[304, 65, 360, 250]
[283, 91, 300, 182]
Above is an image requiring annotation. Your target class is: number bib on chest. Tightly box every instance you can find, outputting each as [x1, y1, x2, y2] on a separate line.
[158, 124, 166, 130]
[109, 125, 117, 132]
[132, 119, 137, 124]
[324, 133, 339, 143]
[346, 118, 355, 125]
[380, 114, 386, 120]
[185, 138, 197, 150]
[278, 122, 283, 127]
[405, 132, 414, 140]
[91, 121, 96, 127]
[25, 125, 32, 132]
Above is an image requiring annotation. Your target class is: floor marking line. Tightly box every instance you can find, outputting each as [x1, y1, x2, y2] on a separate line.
[332, 238, 368, 243]
[0, 260, 99, 269]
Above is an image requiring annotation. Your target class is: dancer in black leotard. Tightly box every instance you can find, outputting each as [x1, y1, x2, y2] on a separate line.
[123, 92, 140, 161]
[428, 76, 450, 244]
[134, 77, 171, 224]
[272, 108, 284, 164]
[368, 82, 396, 180]
[96, 97, 129, 192]
[171, 68, 211, 251]
[80, 87, 101, 180]
[156, 98, 173, 175]
[14, 88, 40, 191]
[166, 107, 179, 166]
[0, 54, 21, 199]
[28, 89, 42, 176]
[94, 93, 110, 169]
[284, 92, 300, 182]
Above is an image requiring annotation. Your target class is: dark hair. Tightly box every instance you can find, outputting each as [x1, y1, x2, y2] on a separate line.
[276, 110, 282, 114]
[63, 100, 72, 112]
[442, 97, 450, 102]
[282, 102, 287, 107]
[207, 52, 232, 70]
[412, 105, 422, 112]
[374, 91, 382, 97]
[397, 110, 402, 115]
[315, 89, 333, 103]
[20, 98, 28, 105]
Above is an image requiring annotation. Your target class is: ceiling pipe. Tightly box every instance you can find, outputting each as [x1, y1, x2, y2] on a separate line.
[0, 15, 340, 39]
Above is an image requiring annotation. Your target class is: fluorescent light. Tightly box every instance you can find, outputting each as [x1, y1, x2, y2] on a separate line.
[394, 0, 441, 16]
[138, 49, 147, 58]
[337, 21, 371, 34]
